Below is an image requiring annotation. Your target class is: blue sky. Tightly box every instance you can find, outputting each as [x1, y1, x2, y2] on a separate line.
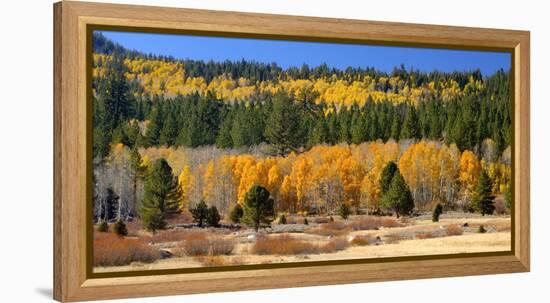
[98, 30, 511, 76]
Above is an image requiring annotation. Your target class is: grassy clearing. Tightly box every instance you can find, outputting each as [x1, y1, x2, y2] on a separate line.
[93, 214, 511, 272]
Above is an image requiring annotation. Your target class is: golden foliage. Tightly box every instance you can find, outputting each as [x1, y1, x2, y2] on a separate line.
[93, 54, 480, 106]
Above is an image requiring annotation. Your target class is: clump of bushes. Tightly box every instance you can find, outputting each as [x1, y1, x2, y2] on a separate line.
[303, 218, 309, 225]
[191, 201, 222, 227]
[322, 237, 349, 253]
[113, 220, 128, 236]
[253, 234, 318, 255]
[209, 237, 236, 255]
[278, 213, 287, 225]
[445, 224, 464, 236]
[478, 225, 487, 233]
[190, 200, 209, 227]
[93, 233, 160, 267]
[306, 221, 350, 237]
[432, 203, 443, 222]
[415, 232, 438, 239]
[206, 206, 221, 227]
[338, 204, 351, 219]
[176, 231, 210, 256]
[252, 234, 349, 255]
[97, 221, 109, 232]
[349, 235, 373, 246]
[175, 231, 235, 256]
[229, 204, 243, 223]
[384, 232, 414, 244]
[349, 216, 401, 231]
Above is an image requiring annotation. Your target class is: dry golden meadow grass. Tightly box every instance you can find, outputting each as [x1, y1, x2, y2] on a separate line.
[94, 215, 511, 273]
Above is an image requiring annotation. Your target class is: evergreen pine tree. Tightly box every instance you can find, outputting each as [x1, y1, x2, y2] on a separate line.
[113, 220, 128, 236]
[338, 203, 351, 220]
[381, 171, 415, 218]
[350, 113, 367, 144]
[338, 110, 351, 144]
[216, 114, 234, 148]
[190, 200, 208, 227]
[242, 185, 275, 231]
[432, 203, 443, 222]
[96, 52, 133, 134]
[145, 106, 163, 146]
[139, 158, 181, 231]
[379, 161, 398, 195]
[206, 206, 221, 227]
[97, 221, 109, 232]
[159, 111, 177, 146]
[472, 170, 496, 216]
[390, 113, 401, 140]
[400, 106, 421, 140]
[264, 94, 304, 156]
[229, 204, 244, 223]
[101, 187, 119, 222]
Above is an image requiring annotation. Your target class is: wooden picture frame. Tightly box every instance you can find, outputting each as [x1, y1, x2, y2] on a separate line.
[53, 1, 530, 301]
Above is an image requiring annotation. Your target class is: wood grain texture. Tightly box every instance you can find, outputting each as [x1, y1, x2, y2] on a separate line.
[53, 1, 530, 301]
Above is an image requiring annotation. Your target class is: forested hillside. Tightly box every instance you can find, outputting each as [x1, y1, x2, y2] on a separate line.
[92, 32, 511, 224]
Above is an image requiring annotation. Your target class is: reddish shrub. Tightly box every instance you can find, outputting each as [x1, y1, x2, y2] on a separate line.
[175, 231, 210, 256]
[252, 234, 319, 255]
[306, 221, 350, 236]
[313, 217, 331, 224]
[415, 232, 437, 239]
[384, 232, 414, 244]
[445, 224, 464, 236]
[175, 231, 235, 256]
[253, 234, 351, 255]
[349, 235, 373, 246]
[380, 217, 401, 228]
[209, 237, 235, 255]
[322, 237, 349, 253]
[93, 232, 160, 267]
[349, 216, 401, 231]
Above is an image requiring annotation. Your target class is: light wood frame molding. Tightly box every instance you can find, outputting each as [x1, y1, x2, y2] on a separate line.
[53, 1, 530, 301]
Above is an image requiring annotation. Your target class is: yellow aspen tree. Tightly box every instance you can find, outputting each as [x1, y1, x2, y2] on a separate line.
[279, 175, 296, 212]
[289, 156, 313, 212]
[237, 157, 258, 203]
[338, 155, 364, 210]
[267, 164, 282, 197]
[459, 150, 482, 202]
[178, 165, 194, 210]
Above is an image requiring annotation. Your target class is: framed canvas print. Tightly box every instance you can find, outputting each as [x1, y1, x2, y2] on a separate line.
[53, 1, 530, 301]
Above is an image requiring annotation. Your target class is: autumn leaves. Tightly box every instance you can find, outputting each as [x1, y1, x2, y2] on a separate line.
[170, 139, 510, 217]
